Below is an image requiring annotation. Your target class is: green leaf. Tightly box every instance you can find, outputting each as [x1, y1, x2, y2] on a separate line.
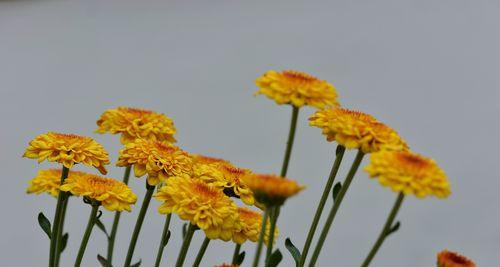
[386, 221, 401, 236]
[131, 259, 141, 267]
[97, 254, 110, 267]
[235, 251, 246, 265]
[266, 249, 283, 267]
[285, 238, 301, 266]
[332, 182, 342, 201]
[162, 230, 171, 247]
[59, 233, 69, 252]
[182, 223, 188, 238]
[38, 212, 52, 239]
[96, 219, 110, 239]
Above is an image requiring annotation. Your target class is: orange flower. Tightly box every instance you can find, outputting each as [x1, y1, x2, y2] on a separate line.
[242, 173, 304, 206]
[437, 250, 476, 267]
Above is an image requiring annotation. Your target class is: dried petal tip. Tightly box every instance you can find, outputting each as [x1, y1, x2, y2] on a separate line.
[437, 250, 476, 267]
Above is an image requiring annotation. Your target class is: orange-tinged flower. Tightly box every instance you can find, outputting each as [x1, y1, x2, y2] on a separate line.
[242, 173, 304, 206]
[60, 173, 137, 212]
[155, 176, 239, 241]
[96, 107, 176, 145]
[365, 150, 451, 198]
[27, 169, 92, 197]
[309, 108, 408, 153]
[116, 139, 192, 186]
[437, 250, 476, 267]
[23, 132, 110, 174]
[255, 70, 339, 109]
[232, 207, 278, 245]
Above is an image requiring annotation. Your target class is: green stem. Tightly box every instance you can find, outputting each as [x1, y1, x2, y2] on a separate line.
[231, 244, 241, 265]
[308, 150, 365, 267]
[154, 214, 172, 267]
[252, 209, 269, 267]
[74, 203, 100, 267]
[192, 237, 210, 267]
[107, 166, 131, 266]
[49, 166, 69, 267]
[280, 106, 299, 177]
[55, 196, 69, 267]
[175, 223, 197, 267]
[298, 145, 345, 267]
[265, 208, 278, 263]
[123, 183, 155, 267]
[361, 193, 405, 267]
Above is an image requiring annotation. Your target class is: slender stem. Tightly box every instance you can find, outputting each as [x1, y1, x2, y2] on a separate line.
[252, 209, 269, 267]
[361, 193, 405, 267]
[308, 150, 365, 267]
[298, 146, 345, 267]
[231, 244, 241, 265]
[55, 197, 69, 267]
[154, 214, 172, 267]
[192, 237, 210, 267]
[49, 166, 69, 267]
[123, 183, 155, 267]
[175, 223, 197, 267]
[280, 106, 299, 177]
[265, 208, 278, 263]
[74, 203, 100, 267]
[107, 166, 131, 266]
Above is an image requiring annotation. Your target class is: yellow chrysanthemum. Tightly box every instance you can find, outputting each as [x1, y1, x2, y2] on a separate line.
[242, 173, 304, 206]
[116, 139, 193, 186]
[96, 107, 176, 145]
[23, 132, 110, 174]
[155, 176, 239, 241]
[437, 250, 476, 267]
[60, 173, 137, 212]
[232, 207, 278, 245]
[365, 150, 451, 198]
[309, 108, 409, 153]
[27, 169, 91, 197]
[192, 154, 232, 179]
[255, 70, 339, 109]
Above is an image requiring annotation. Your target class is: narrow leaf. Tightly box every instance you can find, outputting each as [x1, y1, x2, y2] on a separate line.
[162, 230, 171, 247]
[96, 219, 110, 239]
[59, 233, 69, 252]
[266, 249, 283, 267]
[285, 238, 301, 266]
[386, 221, 401, 236]
[131, 259, 141, 267]
[332, 182, 342, 201]
[97, 255, 109, 267]
[38, 212, 52, 239]
[182, 223, 188, 238]
[235, 251, 246, 265]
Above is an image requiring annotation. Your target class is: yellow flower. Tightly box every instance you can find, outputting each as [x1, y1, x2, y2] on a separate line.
[27, 169, 91, 197]
[242, 173, 304, 206]
[96, 107, 176, 145]
[192, 154, 232, 179]
[232, 207, 278, 245]
[116, 139, 193, 186]
[60, 173, 137, 212]
[309, 108, 409, 153]
[23, 132, 110, 174]
[155, 176, 239, 241]
[437, 250, 476, 267]
[365, 151, 451, 198]
[255, 70, 339, 109]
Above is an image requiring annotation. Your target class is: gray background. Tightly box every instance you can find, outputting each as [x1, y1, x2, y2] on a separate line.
[0, 0, 498, 266]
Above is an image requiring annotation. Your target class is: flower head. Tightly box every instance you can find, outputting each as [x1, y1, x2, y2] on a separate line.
[309, 108, 408, 153]
[23, 132, 110, 174]
[60, 173, 137, 211]
[27, 169, 90, 197]
[116, 139, 192, 186]
[155, 176, 239, 241]
[96, 107, 176, 144]
[232, 207, 278, 245]
[437, 250, 476, 267]
[242, 173, 304, 206]
[365, 150, 451, 198]
[255, 70, 338, 109]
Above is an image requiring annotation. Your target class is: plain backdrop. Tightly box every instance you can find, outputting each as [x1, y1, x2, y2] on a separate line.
[1, 1, 499, 266]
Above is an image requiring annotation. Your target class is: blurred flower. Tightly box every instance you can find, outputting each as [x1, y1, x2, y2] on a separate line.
[365, 150, 451, 198]
[242, 173, 304, 206]
[116, 139, 192, 186]
[23, 132, 110, 174]
[437, 250, 475, 267]
[96, 107, 176, 145]
[27, 169, 90, 197]
[232, 207, 278, 245]
[309, 108, 408, 153]
[155, 176, 239, 241]
[60, 173, 137, 212]
[255, 70, 338, 109]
